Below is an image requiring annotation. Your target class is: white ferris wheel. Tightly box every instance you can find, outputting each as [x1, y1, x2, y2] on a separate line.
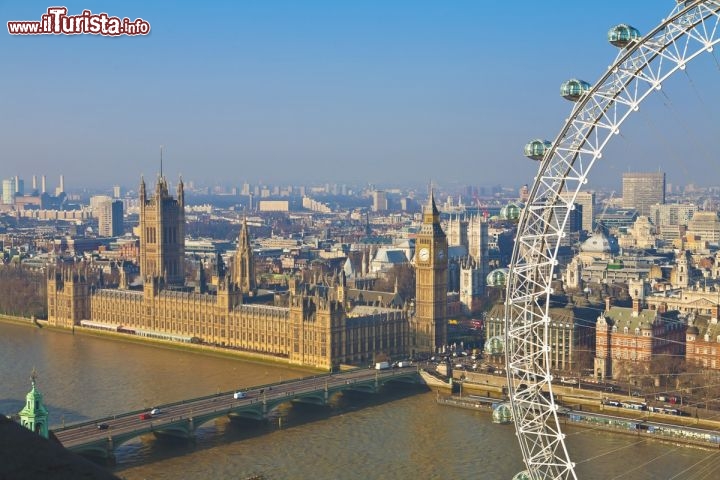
[505, 1, 720, 479]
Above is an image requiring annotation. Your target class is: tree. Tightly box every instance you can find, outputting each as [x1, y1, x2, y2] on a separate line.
[373, 264, 415, 299]
[0, 266, 47, 318]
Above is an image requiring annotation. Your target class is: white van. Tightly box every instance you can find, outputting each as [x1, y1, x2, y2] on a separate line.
[233, 391, 246, 399]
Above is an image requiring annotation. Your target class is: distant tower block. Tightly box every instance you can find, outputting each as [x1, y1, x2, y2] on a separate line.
[113, 185, 121, 199]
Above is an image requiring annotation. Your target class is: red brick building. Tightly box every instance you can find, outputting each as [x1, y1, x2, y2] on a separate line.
[595, 298, 686, 380]
[685, 306, 720, 370]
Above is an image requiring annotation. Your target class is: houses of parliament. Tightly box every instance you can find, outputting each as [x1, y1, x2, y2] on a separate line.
[46, 175, 448, 370]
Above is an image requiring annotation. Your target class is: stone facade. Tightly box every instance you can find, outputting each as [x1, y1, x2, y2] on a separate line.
[47, 177, 411, 370]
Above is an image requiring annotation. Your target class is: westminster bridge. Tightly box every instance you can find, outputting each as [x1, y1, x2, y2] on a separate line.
[53, 365, 422, 459]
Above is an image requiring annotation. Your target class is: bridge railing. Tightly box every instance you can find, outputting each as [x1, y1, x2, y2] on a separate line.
[52, 367, 413, 432]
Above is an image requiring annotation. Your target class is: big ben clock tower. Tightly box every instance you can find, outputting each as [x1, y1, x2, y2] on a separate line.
[414, 190, 448, 354]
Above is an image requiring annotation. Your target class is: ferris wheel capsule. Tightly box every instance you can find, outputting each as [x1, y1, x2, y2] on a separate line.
[523, 139, 552, 161]
[608, 24, 641, 48]
[560, 79, 590, 101]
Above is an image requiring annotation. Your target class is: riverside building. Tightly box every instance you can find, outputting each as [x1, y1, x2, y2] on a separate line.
[47, 175, 448, 369]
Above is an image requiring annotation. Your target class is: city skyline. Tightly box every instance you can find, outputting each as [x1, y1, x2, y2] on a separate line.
[2, 2, 719, 189]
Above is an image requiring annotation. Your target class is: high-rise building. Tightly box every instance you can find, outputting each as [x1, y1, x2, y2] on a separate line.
[139, 175, 185, 286]
[372, 190, 388, 212]
[113, 185, 122, 199]
[622, 172, 665, 216]
[2, 178, 16, 205]
[560, 191, 595, 232]
[414, 191, 448, 353]
[90, 195, 112, 213]
[97, 199, 124, 237]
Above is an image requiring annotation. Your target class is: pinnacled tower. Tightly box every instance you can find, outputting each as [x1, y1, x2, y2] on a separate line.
[18, 369, 49, 439]
[47, 265, 90, 328]
[233, 217, 257, 296]
[139, 170, 185, 287]
[414, 189, 448, 353]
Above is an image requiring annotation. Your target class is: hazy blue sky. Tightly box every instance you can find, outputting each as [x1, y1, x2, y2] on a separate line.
[2, 1, 718, 191]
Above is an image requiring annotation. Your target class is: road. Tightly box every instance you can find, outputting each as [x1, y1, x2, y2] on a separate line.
[54, 364, 418, 448]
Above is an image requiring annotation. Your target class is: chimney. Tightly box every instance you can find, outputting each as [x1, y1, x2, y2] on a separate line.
[605, 296, 612, 312]
[32, 175, 37, 190]
[632, 298, 642, 317]
[712, 305, 719, 325]
[41, 175, 46, 194]
[658, 302, 667, 314]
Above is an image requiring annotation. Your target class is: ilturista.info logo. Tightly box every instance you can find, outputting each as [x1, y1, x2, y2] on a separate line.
[7, 7, 150, 36]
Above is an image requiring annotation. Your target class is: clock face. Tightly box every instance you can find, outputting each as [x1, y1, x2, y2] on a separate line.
[418, 248, 430, 262]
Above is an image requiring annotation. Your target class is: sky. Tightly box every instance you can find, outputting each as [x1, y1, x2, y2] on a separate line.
[1, 1, 718, 192]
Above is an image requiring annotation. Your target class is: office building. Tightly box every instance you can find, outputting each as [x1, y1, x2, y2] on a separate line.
[560, 191, 595, 232]
[97, 199, 124, 237]
[1, 178, 15, 204]
[622, 172, 665, 216]
[686, 211, 720, 244]
[372, 190, 388, 212]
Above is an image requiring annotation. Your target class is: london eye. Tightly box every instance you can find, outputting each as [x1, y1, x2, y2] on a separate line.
[505, 1, 720, 478]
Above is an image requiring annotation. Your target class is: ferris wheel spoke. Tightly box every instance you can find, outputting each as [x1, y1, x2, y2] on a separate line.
[506, 2, 720, 478]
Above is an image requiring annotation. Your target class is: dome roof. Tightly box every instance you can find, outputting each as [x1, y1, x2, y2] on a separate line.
[580, 230, 619, 254]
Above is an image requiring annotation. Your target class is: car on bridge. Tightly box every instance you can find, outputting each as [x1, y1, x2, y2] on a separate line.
[150, 408, 162, 415]
[233, 391, 247, 399]
[139, 413, 152, 420]
[97, 423, 109, 430]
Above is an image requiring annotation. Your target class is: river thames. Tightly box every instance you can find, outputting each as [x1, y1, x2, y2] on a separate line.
[1, 320, 719, 479]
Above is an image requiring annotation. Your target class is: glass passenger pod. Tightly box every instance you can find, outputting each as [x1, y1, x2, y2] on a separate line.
[560, 79, 590, 102]
[512, 472, 532, 480]
[524, 139, 552, 161]
[492, 402, 513, 424]
[608, 24, 641, 48]
[486, 268, 509, 287]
